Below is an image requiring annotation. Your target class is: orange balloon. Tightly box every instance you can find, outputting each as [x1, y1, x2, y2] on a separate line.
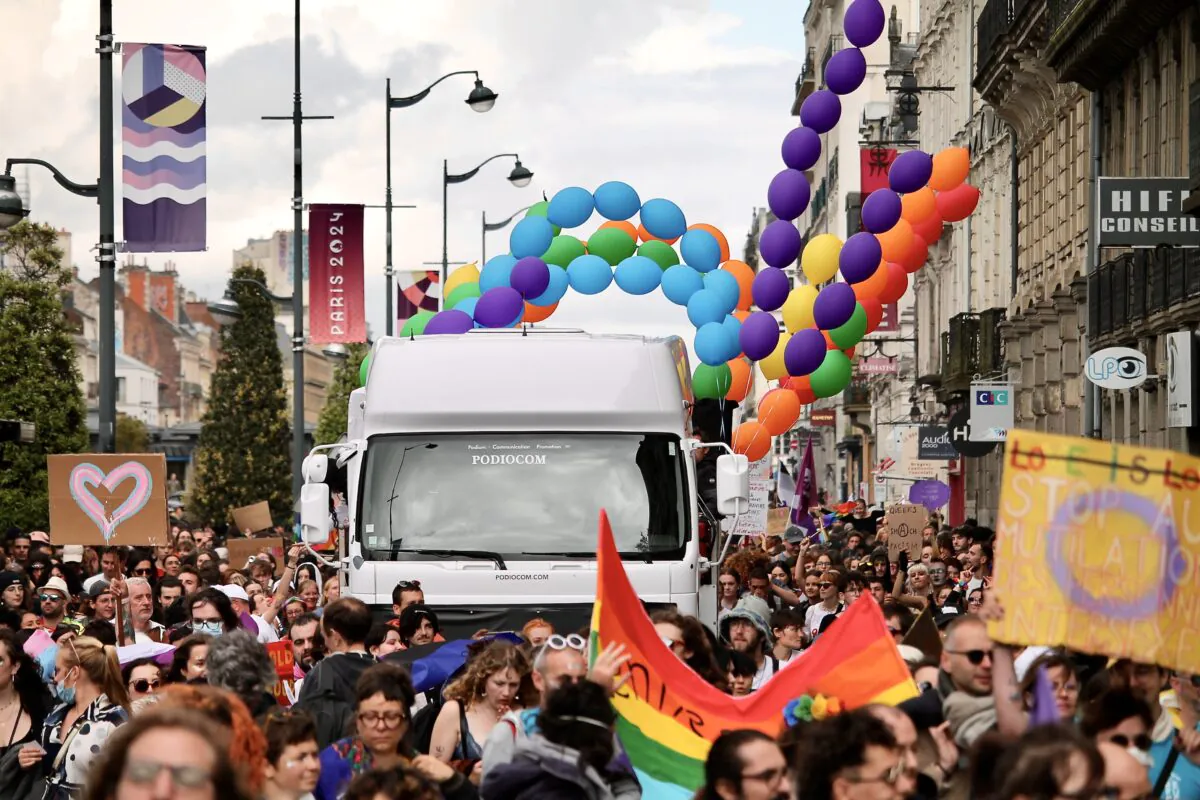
[726, 358, 753, 403]
[854, 259, 889, 298]
[599, 220, 638, 241]
[860, 296, 884, 332]
[722, 259, 756, 311]
[878, 262, 909, 304]
[901, 187, 937, 223]
[523, 301, 557, 323]
[783, 375, 816, 405]
[936, 184, 982, 223]
[689, 223, 731, 263]
[758, 388, 801, 436]
[911, 213, 944, 245]
[877, 218, 914, 263]
[929, 147, 970, 192]
[732, 309, 750, 322]
[637, 223, 679, 245]
[899, 234, 928, 273]
[732, 421, 772, 462]
[823, 331, 837, 350]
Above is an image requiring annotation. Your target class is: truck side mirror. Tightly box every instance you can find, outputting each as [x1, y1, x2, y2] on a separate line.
[299, 482, 332, 546]
[715, 453, 750, 516]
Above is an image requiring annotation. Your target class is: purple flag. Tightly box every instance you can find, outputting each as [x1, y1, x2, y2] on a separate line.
[121, 43, 207, 252]
[790, 439, 818, 540]
[1028, 664, 1061, 726]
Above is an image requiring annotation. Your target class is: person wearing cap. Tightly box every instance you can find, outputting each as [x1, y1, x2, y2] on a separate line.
[217, 584, 279, 644]
[37, 576, 71, 631]
[718, 594, 776, 691]
[0, 572, 25, 612]
[88, 581, 117, 624]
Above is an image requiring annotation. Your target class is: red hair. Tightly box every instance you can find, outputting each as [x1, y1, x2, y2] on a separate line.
[158, 684, 267, 794]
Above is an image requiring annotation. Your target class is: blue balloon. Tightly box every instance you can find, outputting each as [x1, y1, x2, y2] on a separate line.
[566, 254, 613, 295]
[479, 254, 516, 292]
[593, 181, 642, 221]
[704, 269, 740, 314]
[661, 264, 704, 306]
[687, 288, 727, 328]
[721, 314, 743, 359]
[510, 217, 554, 259]
[614, 255, 662, 295]
[546, 187, 595, 229]
[695, 322, 735, 366]
[453, 296, 479, 320]
[528, 265, 569, 306]
[640, 198, 687, 240]
[680, 229, 722, 273]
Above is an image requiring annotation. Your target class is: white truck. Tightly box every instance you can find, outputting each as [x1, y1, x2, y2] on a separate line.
[298, 328, 747, 636]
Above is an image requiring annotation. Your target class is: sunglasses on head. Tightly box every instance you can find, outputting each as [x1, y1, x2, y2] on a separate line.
[396, 580, 421, 590]
[1109, 733, 1152, 751]
[542, 633, 586, 652]
[947, 648, 993, 665]
[129, 678, 161, 693]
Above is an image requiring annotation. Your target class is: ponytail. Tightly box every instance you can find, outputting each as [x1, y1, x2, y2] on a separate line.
[65, 636, 131, 711]
[100, 644, 130, 711]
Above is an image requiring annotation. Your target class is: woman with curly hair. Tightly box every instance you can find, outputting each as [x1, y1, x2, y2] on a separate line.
[430, 642, 536, 770]
[156, 683, 268, 795]
[81, 705, 252, 800]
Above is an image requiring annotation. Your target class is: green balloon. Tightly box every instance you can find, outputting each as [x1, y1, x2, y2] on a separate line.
[526, 201, 561, 236]
[399, 309, 435, 338]
[693, 363, 732, 399]
[809, 350, 853, 398]
[638, 240, 680, 271]
[358, 352, 372, 386]
[587, 227, 637, 266]
[828, 304, 868, 349]
[542, 235, 587, 268]
[445, 281, 481, 310]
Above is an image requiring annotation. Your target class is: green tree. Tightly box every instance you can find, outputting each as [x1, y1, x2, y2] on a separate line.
[115, 413, 149, 452]
[189, 265, 292, 526]
[0, 221, 88, 530]
[314, 342, 368, 445]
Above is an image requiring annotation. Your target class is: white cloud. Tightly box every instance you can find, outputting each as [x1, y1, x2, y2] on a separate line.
[601, 10, 793, 75]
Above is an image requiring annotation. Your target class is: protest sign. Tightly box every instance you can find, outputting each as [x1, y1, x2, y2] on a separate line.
[886, 503, 926, 562]
[226, 537, 285, 574]
[991, 431, 1200, 673]
[767, 507, 789, 536]
[728, 457, 770, 538]
[47, 454, 168, 546]
[266, 639, 297, 706]
[231, 501, 273, 534]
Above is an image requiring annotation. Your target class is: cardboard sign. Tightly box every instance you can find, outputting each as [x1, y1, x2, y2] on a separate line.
[226, 536, 284, 574]
[266, 639, 297, 707]
[886, 503, 925, 562]
[47, 454, 168, 546]
[902, 606, 944, 660]
[231, 501, 274, 535]
[991, 431, 1200, 673]
[767, 507, 789, 536]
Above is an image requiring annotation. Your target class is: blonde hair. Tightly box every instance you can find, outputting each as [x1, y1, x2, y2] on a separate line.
[64, 636, 130, 711]
[444, 641, 536, 709]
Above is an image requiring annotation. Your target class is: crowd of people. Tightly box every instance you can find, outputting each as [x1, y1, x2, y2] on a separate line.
[0, 512, 1195, 800]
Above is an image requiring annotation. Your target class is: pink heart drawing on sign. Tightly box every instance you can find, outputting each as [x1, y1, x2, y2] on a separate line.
[68, 462, 154, 542]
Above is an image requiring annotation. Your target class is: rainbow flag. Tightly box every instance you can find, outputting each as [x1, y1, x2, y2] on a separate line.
[590, 510, 917, 798]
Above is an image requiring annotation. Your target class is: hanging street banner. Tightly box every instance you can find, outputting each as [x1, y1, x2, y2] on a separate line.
[1098, 177, 1200, 248]
[121, 43, 207, 252]
[991, 431, 1200, 673]
[917, 426, 958, 460]
[308, 204, 366, 344]
[969, 381, 1013, 442]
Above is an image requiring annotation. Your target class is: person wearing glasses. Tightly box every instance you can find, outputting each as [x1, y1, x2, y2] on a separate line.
[37, 576, 71, 632]
[121, 658, 164, 706]
[1097, 741, 1155, 800]
[790, 709, 907, 800]
[939, 614, 997, 752]
[263, 709, 322, 800]
[315, 663, 476, 800]
[804, 571, 846, 644]
[695, 728, 792, 800]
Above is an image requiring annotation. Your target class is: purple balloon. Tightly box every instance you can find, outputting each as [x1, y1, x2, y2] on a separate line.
[739, 311, 781, 361]
[889, 150, 934, 194]
[812, 283, 858, 330]
[510, 256, 550, 299]
[474, 286, 524, 328]
[751, 267, 791, 312]
[839, 232, 883, 284]
[781, 127, 822, 171]
[799, 91, 841, 135]
[784, 328, 829, 377]
[861, 189, 903, 233]
[825, 48, 867, 95]
[759, 220, 802, 269]
[424, 309, 474, 335]
[767, 169, 811, 222]
[844, 0, 886, 47]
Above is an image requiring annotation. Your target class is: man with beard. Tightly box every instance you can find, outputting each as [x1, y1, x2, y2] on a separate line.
[397, 603, 442, 648]
[718, 595, 776, 691]
[289, 613, 323, 678]
[940, 615, 996, 749]
[37, 576, 72, 631]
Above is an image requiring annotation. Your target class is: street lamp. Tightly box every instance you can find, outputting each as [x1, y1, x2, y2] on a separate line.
[481, 204, 533, 264]
[385, 71, 497, 335]
[443, 154, 533, 302]
[0, 175, 30, 229]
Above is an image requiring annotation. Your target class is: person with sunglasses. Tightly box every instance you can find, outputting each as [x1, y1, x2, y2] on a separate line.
[804, 571, 846, 645]
[1098, 740, 1155, 800]
[121, 658, 164, 705]
[940, 614, 997, 751]
[37, 576, 72, 632]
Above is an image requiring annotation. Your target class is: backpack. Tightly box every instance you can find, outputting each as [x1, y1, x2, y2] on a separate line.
[408, 690, 445, 755]
[296, 688, 355, 750]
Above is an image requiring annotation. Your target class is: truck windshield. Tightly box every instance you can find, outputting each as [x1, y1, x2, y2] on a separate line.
[359, 433, 688, 561]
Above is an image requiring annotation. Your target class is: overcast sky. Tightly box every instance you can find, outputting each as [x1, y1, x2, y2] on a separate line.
[1, 0, 804, 341]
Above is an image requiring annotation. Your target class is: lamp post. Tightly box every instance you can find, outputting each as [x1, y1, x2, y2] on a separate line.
[0, 0, 117, 452]
[443, 155, 533, 306]
[385, 72, 497, 335]
[481, 204, 533, 264]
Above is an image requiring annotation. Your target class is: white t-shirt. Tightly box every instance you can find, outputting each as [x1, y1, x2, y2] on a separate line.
[751, 655, 778, 691]
[804, 603, 841, 641]
[250, 614, 279, 644]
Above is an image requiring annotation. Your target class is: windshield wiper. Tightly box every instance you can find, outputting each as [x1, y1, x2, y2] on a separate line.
[523, 550, 653, 563]
[391, 546, 507, 571]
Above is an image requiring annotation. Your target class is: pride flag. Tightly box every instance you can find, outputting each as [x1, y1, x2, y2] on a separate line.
[590, 511, 917, 798]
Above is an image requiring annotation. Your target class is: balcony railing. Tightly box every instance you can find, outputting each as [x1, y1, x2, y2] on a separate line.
[976, 0, 1014, 79]
[1091, 249, 1200, 338]
[942, 313, 981, 394]
[1046, 0, 1084, 37]
[979, 307, 1007, 374]
[842, 378, 871, 410]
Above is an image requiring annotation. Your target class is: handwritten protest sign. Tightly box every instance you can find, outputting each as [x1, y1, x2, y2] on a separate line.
[886, 503, 925, 562]
[728, 457, 770, 538]
[266, 639, 297, 706]
[991, 431, 1200, 673]
[47, 454, 168, 546]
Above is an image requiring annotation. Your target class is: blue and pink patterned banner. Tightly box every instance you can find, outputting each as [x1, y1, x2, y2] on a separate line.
[121, 43, 207, 252]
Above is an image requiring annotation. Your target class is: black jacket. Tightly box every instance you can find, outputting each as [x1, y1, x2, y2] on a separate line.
[295, 651, 375, 748]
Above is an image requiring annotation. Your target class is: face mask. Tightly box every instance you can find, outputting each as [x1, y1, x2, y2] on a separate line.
[55, 667, 76, 704]
[1127, 747, 1153, 768]
[192, 620, 223, 637]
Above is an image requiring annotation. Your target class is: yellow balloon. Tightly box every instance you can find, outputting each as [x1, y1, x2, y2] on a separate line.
[444, 263, 480, 297]
[759, 331, 791, 381]
[782, 285, 819, 333]
[802, 234, 843, 285]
